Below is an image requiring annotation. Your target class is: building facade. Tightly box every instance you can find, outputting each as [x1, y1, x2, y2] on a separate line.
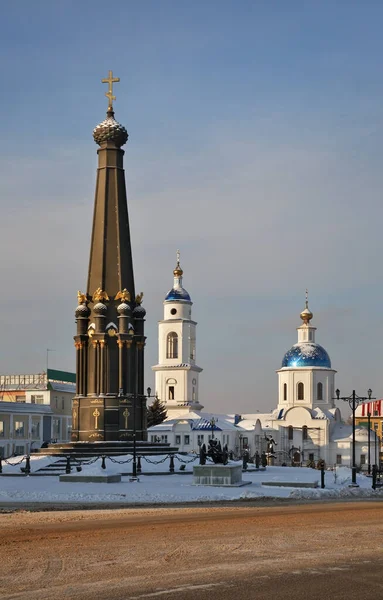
[0, 369, 74, 458]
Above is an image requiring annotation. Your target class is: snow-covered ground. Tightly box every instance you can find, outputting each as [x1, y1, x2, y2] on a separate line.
[0, 454, 381, 505]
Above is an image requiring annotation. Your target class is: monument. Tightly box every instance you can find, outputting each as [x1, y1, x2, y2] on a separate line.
[71, 71, 147, 443]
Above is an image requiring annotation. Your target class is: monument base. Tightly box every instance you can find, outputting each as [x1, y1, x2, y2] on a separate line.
[193, 464, 251, 487]
[59, 474, 121, 483]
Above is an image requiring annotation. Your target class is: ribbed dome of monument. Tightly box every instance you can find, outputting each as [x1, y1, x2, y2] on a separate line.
[117, 302, 131, 316]
[93, 108, 128, 148]
[133, 304, 146, 318]
[93, 302, 108, 316]
[75, 304, 90, 318]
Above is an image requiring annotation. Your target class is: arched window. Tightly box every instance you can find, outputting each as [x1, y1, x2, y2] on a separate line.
[297, 382, 304, 400]
[302, 425, 308, 441]
[317, 382, 323, 401]
[166, 332, 178, 359]
[283, 383, 287, 401]
[288, 425, 294, 440]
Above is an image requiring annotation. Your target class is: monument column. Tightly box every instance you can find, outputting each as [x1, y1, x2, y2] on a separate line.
[72, 71, 146, 442]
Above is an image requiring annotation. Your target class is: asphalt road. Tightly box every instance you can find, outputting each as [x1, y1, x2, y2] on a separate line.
[0, 502, 382, 599]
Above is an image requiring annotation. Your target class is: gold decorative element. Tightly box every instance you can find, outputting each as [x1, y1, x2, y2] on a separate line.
[126, 340, 132, 349]
[173, 249, 183, 277]
[92, 340, 98, 348]
[92, 288, 109, 302]
[89, 433, 103, 439]
[90, 399, 104, 405]
[77, 291, 88, 304]
[93, 408, 101, 429]
[108, 328, 116, 337]
[72, 409, 77, 429]
[117, 340, 124, 348]
[136, 341, 145, 350]
[119, 433, 129, 439]
[102, 70, 120, 108]
[99, 340, 105, 348]
[73, 399, 79, 406]
[123, 408, 130, 429]
[300, 289, 313, 324]
[115, 289, 131, 302]
[135, 292, 144, 305]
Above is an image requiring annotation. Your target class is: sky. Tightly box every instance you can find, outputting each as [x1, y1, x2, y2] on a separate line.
[0, 1, 383, 415]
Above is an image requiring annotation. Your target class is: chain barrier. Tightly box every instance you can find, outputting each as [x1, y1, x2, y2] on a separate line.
[174, 454, 199, 464]
[108, 456, 133, 464]
[3, 456, 26, 466]
[142, 455, 171, 465]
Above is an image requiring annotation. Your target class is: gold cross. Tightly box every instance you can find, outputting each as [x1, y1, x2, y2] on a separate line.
[123, 408, 130, 429]
[93, 408, 101, 429]
[102, 70, 120, 108]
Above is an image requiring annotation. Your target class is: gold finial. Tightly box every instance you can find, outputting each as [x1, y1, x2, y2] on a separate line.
[92, 288, 109, 302]
[77, 291, 88, 305]
[115, 289, 131, 303]
[300, 289, 313, 324]
[135, 292, 144, 305]
[101, 70, 120, 109]
[173, 249, 183, 277]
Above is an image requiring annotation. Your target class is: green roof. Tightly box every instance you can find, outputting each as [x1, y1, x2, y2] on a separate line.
[47, 368, 76, 384]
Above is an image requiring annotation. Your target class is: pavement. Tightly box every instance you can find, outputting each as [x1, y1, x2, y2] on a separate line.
[1, 501, 382, 599]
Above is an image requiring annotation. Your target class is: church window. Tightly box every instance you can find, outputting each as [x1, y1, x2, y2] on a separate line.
[302, 426, 308, 441]
[197, 434, 204, 445]
[166, 332, 178, 359]
[336, 454, 342, 465]
[168, 386, 175, 400]
[170, 308, 177, 315]
[297, 382, 304, 400]
[360, 454, 366, 465]
[283, 383, 287, 401]
[317, 382, 323, 401]
[288, 426, 293, 441]
[161, 435, 168, 443]
[192, 387, 196, 401]
[0, 421, 4, 437]
[184, 435, 190, 445]
[175, 435, 181, 445]
[309, 453, 314, 462]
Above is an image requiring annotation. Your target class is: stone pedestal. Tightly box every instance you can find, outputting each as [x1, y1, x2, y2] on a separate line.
[59, 474, 121, 483]
[193, 464, 251, 487]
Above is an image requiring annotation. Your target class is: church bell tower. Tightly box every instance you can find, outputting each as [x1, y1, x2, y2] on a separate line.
[72, 71, 147, 442]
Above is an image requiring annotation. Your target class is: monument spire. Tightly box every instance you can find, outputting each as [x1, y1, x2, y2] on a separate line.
[72, 72, 146, 443]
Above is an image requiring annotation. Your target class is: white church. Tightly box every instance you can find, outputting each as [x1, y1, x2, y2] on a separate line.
[148, 255, 377, 469]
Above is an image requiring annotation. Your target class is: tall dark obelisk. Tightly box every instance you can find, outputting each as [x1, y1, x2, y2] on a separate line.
[72, 71, 147, 442]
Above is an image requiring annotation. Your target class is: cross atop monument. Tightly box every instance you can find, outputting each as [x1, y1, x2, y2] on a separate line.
[102, 70, 120, 109]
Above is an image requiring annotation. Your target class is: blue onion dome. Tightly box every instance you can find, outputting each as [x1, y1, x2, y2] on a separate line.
[93, 107, 128, 148]
[281, 343, 331, 368]
[133, 304, 146, 318]
[165, 287, 191, 302]
[75, 303, 90, 319]
[165, 251, 191, 302]
[93, 302, 107, 316]
[117, 302, 131, 316]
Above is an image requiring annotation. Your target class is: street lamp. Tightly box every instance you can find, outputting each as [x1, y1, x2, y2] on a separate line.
[367, 410, 371, 475]
[335, 388, 374, 485]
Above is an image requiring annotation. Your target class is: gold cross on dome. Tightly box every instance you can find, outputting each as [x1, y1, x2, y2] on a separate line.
[102, 70, 120, 108]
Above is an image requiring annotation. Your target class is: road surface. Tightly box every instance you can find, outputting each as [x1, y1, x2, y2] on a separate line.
[1, 502, 382, 599]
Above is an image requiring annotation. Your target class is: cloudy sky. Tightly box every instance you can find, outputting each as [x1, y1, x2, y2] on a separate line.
[0, 1, 382, 414]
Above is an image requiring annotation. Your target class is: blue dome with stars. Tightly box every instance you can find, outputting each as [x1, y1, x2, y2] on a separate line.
[281, 343, 331, 369]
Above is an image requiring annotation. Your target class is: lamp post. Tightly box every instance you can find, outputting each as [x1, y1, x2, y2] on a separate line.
[335, 388, 374, 485]
[368, 411, 371, 475]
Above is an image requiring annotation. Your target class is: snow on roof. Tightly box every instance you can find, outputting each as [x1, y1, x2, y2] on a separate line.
[49, 382, 75, 393]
